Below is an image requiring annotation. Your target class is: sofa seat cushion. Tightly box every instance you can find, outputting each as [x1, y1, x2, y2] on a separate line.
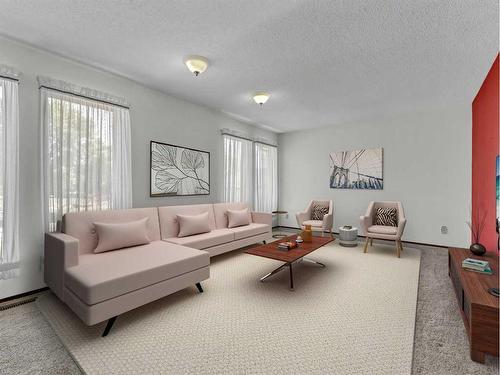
[229, 223, 269, 240]
[367, 225, 398, 235]
[65, 241, 209, 305]
[302, 220, 323, 228]
[163, 229, 235, 250]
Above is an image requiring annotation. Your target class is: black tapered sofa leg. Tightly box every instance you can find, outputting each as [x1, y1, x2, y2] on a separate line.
[195, 282, 204, 293]
[102, 316, 117, 337]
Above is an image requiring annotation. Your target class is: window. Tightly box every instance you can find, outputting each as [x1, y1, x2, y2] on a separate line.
[254, 142, 278, 212]
[41, 88, 132, 232]
[0, 77, 19, 279]
[223, 135, 252, 204]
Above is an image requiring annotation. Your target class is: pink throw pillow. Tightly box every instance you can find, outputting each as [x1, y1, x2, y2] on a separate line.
[227, 208, 250, 228]
[94, 218, 150, 253]
[177, 212, 211, 237]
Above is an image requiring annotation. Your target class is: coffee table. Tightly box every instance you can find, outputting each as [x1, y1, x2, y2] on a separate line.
[245, 234, 334, 290]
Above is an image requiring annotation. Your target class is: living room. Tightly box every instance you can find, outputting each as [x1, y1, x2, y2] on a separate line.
[0, 1, 498, 374]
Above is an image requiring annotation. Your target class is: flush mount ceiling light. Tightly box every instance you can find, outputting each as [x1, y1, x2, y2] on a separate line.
[184, 55, 209, 77]
[253, 92, 270, 106]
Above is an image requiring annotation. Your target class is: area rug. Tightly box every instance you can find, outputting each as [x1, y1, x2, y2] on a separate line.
[37, 241, 421, 375]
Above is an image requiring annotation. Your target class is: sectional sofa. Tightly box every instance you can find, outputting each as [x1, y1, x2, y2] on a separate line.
[44, 202, 272, 336]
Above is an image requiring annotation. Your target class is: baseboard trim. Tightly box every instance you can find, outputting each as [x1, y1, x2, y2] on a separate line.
[275, 226, 448, 249]
[0, 287, 49, 304]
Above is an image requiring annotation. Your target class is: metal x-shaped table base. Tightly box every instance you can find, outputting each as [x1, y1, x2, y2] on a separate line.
[259, 258, 326, 291]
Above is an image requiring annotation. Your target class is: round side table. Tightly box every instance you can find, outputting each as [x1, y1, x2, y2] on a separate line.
[339, 226, 358, 247]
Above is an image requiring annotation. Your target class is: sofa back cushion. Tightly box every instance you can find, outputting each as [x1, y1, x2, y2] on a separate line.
[94, 218, 151, 253]
[158, 204, 216, 239]
[63, 208, 161, 254]
[177, 212, 211, 237]
[213, 202, 252, 229]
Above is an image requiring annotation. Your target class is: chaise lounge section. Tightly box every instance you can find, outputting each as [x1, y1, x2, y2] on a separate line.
[44, 203, 271, 336]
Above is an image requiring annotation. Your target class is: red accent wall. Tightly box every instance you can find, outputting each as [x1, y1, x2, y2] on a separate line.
[472, 55, 499, 251]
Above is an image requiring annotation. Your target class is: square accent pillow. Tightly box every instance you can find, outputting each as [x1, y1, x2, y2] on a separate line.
[311, 203, 329, 220]
[94, 218, 150, 253]
[227, 208, 250, 228]
[177, 212, 211, 237]
[374, 207, 398, 227]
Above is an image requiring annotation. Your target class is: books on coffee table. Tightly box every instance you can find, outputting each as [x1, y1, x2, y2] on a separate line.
[278, 241, 297, 251]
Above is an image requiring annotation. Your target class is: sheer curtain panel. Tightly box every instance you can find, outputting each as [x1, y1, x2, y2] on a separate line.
[254, 142, 278, 213]
[41, 88, 132, 232]
[0, 78, 20, 279]
[223, 135, 252, 204]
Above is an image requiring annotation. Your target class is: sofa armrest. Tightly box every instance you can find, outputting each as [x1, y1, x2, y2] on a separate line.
[44, 232, 79, 300]
[251, 212, 272, 227]
[322, 213, 333, 231]
[360, 215, 372, 234]
[296, 211, 308, 227]
[396, 218, 407, 239]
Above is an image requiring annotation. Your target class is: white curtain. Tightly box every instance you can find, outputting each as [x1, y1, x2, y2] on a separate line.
[223, 135, 252, 205]
[254, 142, 278, 213]
[0, 78, 20, 279]
[41, 89, 132, 232]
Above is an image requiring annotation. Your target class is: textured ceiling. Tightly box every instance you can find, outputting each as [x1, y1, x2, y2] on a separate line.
[0, 1, 498, 132]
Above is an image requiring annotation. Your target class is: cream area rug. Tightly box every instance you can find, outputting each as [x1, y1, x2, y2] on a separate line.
[37, 241, 421, 375]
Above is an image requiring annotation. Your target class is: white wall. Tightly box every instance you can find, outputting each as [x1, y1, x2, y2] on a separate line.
[278, 107, 472, 247]
[0, 36, 277, 299]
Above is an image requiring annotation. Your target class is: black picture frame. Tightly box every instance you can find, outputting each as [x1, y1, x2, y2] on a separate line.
[150, 140, 210, 197]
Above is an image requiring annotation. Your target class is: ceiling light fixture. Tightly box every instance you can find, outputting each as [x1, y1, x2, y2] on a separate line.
[184, 56, 209, 77]
[253, 92, 270, 106]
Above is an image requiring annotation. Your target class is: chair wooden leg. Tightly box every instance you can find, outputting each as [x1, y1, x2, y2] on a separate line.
[363, 237, 370, 253]
[370, 238, 373, 246]
[400, 241, 404, 252]
[396, 241, 401, 258]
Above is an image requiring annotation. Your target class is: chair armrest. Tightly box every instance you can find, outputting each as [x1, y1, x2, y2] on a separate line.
[44, 232, 79, 300]
[360, 216, 372, 234]
[322, 213, 333, 231]
[396, 218, 407, 239]
[296, 211, 308, 227]
[251, 212, 272, 226]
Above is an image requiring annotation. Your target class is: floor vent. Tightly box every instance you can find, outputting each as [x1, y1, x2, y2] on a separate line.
[0, 297, 37, 311]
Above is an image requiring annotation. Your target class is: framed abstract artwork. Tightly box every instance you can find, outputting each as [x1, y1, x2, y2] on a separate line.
[150, 141, 210, 197]
[329, 148, 383, 190]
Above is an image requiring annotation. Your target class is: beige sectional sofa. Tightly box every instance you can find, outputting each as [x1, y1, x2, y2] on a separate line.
[44, 203, 271, 336]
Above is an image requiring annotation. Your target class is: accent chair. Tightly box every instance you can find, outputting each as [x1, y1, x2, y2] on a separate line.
[360, 201, 406, 257]
[295, 200, 334, 237]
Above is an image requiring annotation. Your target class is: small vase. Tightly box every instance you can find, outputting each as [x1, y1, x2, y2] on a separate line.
[470, 243, 486, 256]
[301, 224, 313, 242]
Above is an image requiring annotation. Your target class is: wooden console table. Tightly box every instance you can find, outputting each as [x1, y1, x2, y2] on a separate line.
[448, 248, 499, 362]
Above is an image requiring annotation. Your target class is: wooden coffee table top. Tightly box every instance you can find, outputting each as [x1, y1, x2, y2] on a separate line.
[245, 234, 334, 263]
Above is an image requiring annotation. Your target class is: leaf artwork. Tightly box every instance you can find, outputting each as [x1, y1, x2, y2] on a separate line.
[151, 142, 209, 196]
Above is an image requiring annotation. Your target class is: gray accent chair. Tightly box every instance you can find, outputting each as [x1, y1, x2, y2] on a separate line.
[360, 201, 406, 257]
[295, 200, 334, 237]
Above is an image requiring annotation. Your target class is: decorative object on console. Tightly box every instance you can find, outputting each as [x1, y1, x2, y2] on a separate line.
[150, 141, 210, 197]
[329, 148, 383, 190]
[301, 224, 313, 242]
[467, 207, 488, 256]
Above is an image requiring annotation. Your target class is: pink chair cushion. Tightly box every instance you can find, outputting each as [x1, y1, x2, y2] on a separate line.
[177, 212, 211, 238]
[212, 202, 252, 229]
[94, 218, 151, 253]
[227, 208, 250, 228]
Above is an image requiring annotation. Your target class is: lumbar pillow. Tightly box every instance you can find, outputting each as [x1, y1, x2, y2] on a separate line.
[311, 202, 329, 220]
[177, 212, 210, 237]
[374, 207, 398, 227]
[227, 208, 250, 228]
[94, 218, 150, 253]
